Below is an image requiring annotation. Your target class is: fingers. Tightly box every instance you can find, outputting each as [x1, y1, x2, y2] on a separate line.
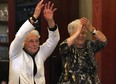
[47, 1, 51, 9]
[50, 3, 54, 10]
[33, 0, 44, 19]
[37, 0, 44, 8]
[81, 17, 88, 22]
[38, 0, 44, 6]
[35, 0, 44, 12]
[80, 17, 88, 26]
[44, 1, 50, 10]
[44, 1, 56, 11]
[44, 3, 47, 11]
[52, 8, 57, 13]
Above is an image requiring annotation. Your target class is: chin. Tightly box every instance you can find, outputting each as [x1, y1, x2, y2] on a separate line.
[78, 41, 85, 46]
[78, 41, 85, 44]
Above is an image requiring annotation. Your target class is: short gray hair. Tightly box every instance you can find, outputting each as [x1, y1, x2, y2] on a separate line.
[30, 30, 40, 38]
[68, 19, 80, 35]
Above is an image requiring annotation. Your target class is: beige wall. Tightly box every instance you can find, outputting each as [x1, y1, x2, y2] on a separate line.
[79, 0, 92, 22]
[79, 0, 92, 39]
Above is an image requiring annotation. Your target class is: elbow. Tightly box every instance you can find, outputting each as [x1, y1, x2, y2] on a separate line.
[101, 36, 107, 42]
[55, 35, 60, 44]
[57, 35, 60, 42]
[55, 32, 60, 43]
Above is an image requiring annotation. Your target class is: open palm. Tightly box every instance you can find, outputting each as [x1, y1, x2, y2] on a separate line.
[43, 1, 57, 22]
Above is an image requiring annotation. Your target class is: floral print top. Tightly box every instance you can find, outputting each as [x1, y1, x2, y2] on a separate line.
[57, 40, 107, 84]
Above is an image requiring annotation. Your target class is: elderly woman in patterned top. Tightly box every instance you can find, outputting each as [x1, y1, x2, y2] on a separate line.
[57, 17, 107, 84]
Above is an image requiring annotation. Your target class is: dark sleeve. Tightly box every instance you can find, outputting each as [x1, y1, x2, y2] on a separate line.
[59, 40, 70, 55]
[90, 40, 108, 53]
[48, 24, 58, 31]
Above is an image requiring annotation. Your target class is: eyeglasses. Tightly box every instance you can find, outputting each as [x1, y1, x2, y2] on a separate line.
[26, 39, 39, 44]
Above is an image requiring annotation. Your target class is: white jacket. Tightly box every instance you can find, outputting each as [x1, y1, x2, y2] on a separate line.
[8, 20, 60, 84]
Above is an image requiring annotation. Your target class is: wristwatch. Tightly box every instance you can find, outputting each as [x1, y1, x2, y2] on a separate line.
[92, 29, 97, 35]
[29, 16, 38, 24]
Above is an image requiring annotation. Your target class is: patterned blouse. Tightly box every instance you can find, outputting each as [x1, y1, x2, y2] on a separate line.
[57, 40, 107, 84]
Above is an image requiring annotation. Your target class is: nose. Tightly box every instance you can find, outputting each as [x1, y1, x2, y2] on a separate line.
[79, 34, 83, 37]
[33, 41, 39, 44]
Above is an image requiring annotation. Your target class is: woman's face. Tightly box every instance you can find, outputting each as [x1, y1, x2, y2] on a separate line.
[75, 26, 87, 47]
[24, 33, 40, 55]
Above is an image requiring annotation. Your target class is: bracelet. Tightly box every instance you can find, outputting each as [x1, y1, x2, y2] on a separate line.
[31, 16, 37, 22]
[49, 24, 57, 31]
[29, 16, 38, 24]
[92, 29, 97, 35]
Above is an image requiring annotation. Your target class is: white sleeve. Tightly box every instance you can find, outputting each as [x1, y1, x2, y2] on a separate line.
[40, 27, 60, 61]
[9, 20, 35, 59]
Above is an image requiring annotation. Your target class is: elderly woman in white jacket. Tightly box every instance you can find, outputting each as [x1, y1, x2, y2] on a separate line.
[8, 0, 60, 84]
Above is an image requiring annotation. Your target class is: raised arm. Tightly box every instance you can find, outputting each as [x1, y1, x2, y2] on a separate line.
[66, 20, 82, 46]
[29, 0, 44, 24]
[40, 1, 60, 61]
[33, 0, 44, 19]
[9, 0, 44, 58]
[81, 17, 107, 42]
[43, 1, 57, 28]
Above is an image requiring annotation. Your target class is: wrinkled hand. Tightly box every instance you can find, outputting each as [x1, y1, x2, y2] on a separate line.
[43, 1, 57, 22]
[81, 17, 94, 32]
[77, 20, 83, 32]
[33, 0, 44, 19]
[80, 17, 89, 26]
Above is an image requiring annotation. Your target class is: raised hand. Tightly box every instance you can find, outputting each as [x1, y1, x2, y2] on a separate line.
[33, 0, 44, 19]
[43, 1, 57, 27]
[81, 17, 94, 32]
